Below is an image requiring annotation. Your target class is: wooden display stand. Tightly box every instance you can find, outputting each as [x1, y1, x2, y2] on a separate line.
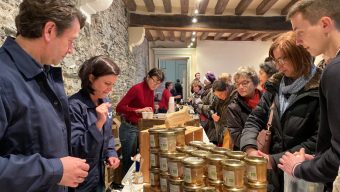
[139, 126, 203, 183]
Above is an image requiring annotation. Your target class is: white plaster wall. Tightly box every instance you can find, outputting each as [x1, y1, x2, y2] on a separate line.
[196, 40, 272, 81]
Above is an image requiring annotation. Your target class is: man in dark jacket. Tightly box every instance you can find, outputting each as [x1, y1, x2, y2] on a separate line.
[279, 0, 340, 191]
[0, 1, 89, 191]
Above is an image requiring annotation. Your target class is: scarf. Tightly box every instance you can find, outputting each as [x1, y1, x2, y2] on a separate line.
[278, 65, 316, 116]
[244, 89, 261, 109]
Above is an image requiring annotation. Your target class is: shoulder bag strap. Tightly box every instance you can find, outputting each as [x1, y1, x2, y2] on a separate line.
[266, 102, 275, 131]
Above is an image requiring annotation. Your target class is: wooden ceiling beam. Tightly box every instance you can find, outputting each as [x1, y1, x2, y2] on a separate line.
[214, 32, 224, 40]
[235, 0, 253, 15]
[145, 29, 154, 41]
[281, 0, 298, 15]
[215, 0, 229, 15]
[198, 0, 210, 14]
[180, 0, 189, 15]
[162, 0, 172, 13]
[124, 0, 137, 11]
[180, 32, 186, 42]
[262, 33, 279, 41]
[168, 31, 175, 41]
[256, 0, 279, 15]
[227, 33, 239, 40]
[130, 13, 291, 31]
[200, 32, 209, 40]
[240, 33, 255, 40]
[156, 30, 165, 41]
[252, 33, 270, 41]
[143, 0, 155, 12]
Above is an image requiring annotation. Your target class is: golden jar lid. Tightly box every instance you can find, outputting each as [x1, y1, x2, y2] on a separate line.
[159, 151, 177, 157]
[177, 145, 197, 153]
[148, 127, 167, 133]
[208, 179, 223, 185]
[201, 186, 217, 192]
[221, 159, 245, 168]
[158, 130, 177, 136]
[198, 143, 216, 151]
[244, 156, 267, 164]
[183, 157, 205, 167]
[247, 181, 267, 189]
[222, 186, 246, 192]
[159, 171, 170, 177]
[189, 140, 205, 148]
[211, 147, 230, 155]
[168, 152, 187, 161]
[206, 154, 226, 162]
[225, 151, 247, 160]
[168, 178, 183, 184]
[183, 184, 203, 191]
[150, 167, 160, 173]
[190, 150, 211, 158]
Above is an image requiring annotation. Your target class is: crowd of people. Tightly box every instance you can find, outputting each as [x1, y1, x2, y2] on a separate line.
[1, 0, 340, 192]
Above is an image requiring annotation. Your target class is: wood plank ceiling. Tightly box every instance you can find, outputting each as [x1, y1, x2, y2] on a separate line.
[123, 0, 296, 46]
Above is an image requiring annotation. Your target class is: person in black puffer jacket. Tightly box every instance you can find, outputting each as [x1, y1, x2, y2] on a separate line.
[240, 31, 322, 192]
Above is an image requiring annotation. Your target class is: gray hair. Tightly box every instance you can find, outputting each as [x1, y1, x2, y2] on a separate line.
[233, 66, 259, 86]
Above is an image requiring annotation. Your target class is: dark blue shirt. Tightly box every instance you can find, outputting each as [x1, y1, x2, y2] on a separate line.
[0, 37, 69, 191]
[69, 89, 117, 191]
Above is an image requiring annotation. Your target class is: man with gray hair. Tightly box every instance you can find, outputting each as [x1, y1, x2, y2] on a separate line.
[278, 0, 340, 190]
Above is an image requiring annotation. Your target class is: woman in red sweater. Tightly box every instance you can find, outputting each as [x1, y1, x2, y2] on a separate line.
[116, 68, 164, 174]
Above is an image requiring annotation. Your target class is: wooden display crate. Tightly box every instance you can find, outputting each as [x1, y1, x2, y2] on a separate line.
[139, 126, 203, 183]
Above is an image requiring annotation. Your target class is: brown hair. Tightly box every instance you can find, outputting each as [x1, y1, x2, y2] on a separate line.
[269, 31, 312, 77]
[287, 0, 340, 30]
[147, 68, 165, 82]
[15, 0, 86, 38]
[191, 80, 202, 93]
[79, 55, 121, 94]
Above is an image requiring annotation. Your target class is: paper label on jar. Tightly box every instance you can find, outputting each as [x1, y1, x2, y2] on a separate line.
[208, 164, 217, 180]
[184, 167, 192, 183]
[160, 157, 168, 172]
[150, 135, 155, 147]
[150, 154, 156, 167]
[150, 173, 155, 185]
[159, 137, 168, 151]
[247, 165, 257, 181]
[169, 183, 180, 192]
[223, 170, 235, 187]
[160, 178, 167, 192]
[169, 162, 179, 177]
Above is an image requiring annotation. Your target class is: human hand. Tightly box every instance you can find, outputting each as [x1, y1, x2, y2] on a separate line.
[212, 113, 220, 122]
[96, 102, 111, 130]
[278, 148, 306, 176]
[246, 147, 260, 157]
[59, 156, 89, 188]
[106, 157, 120, 169]
[258, 150, 272, 169]
[136, 107, 153, 113]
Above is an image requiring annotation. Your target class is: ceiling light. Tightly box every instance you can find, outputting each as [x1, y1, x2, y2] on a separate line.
[191, 37, 196, 42]
[192, 17, 197, 23]
[192, 32, 196, 35]
[194, 9, 199, 14]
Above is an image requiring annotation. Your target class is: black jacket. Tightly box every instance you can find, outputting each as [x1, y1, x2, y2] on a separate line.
[240, 68, 322, 191]
[226, 89, 262, 150]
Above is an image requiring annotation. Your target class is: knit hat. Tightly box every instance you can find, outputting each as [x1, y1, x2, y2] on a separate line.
[205, 72, 216, 83]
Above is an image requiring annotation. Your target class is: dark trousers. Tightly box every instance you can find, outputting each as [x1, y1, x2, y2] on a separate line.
[119, 122, 139, 175]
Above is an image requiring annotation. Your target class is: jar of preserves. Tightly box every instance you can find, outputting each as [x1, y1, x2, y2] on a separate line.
[159, 130, 177, 153]
[169, 178, 183, 192]
[150, 168, 160, 188]
[159, 152, 176, 173]
[150, 148, 160, 168]
[183, 157, 205, 186]
[222, 186, 246, 192]
[198, 143, 216, 151]
[211, 147, 230, 156]
[190, 150, 211, 159]
[171, 127, 186, 147]
[221, 159, 246, 188]
[202, 186, 217, 192]
[149, 128, 168, 149]
[183, 184, 203, 192]
[177, 145, 197, 155]
[159, 172, 169, 192]
[168, 152, 188, 179]
[225, 151, 246, 160]
[206, 154, 227, 181]
[244, 156, 267, 183]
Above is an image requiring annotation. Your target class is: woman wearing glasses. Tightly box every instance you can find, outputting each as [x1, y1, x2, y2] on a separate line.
[240, 31, 322, 192]
[116, 68, 164, 174]
[226, 66, 262, 150]
[69, 55, 121, 191]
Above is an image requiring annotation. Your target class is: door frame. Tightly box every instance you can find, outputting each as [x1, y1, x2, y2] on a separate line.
[153, 48, 196, 101]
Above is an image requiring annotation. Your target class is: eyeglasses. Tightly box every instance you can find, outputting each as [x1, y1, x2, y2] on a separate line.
[150, 77, 161, 85]
[272, 56, 288, 66]
[236, 80, 251, 88]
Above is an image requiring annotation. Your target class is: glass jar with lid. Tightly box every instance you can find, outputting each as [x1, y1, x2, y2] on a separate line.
[206, 154, 227, 181]
[244, 156, 267, 183]
[149, 127, 168, 149]
[159, 130, 177, 153]
[225, 151, 247, 160]
[182, 157, 205, 186]
[221, 159, 246, 188]
[168, 152, 188, 179]
[177, 145, 197, 155]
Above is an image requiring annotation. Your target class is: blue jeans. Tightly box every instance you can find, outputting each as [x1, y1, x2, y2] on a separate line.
[119, 122, 139, 175]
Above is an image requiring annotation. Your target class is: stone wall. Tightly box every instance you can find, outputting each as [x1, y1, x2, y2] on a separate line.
[0, 0, 149, 110]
